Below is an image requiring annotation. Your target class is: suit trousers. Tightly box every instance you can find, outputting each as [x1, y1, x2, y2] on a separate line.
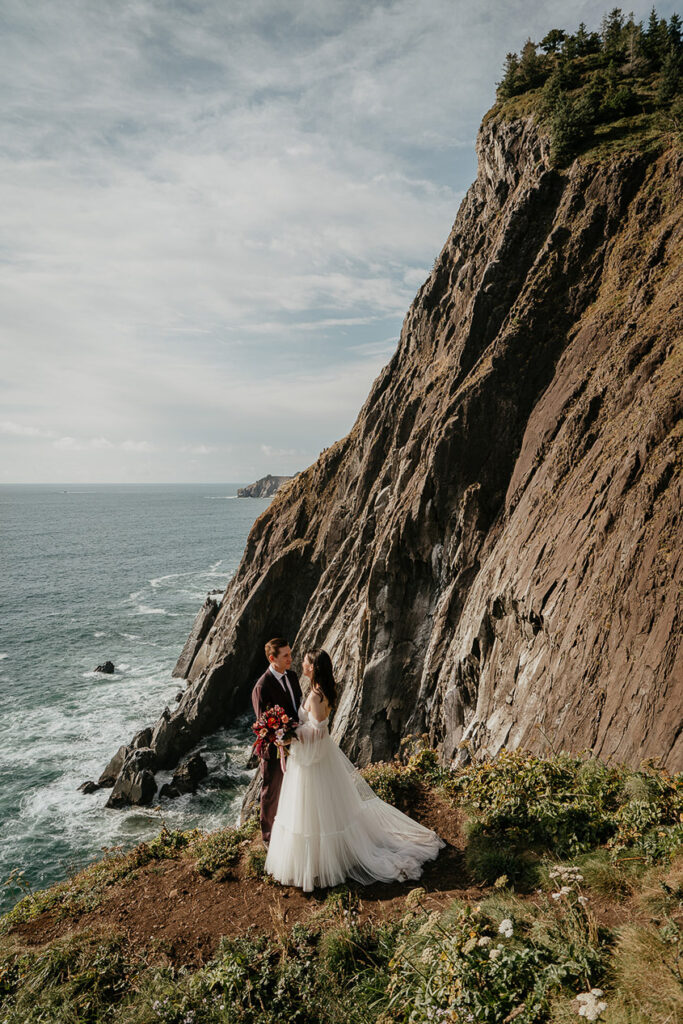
[259, 754, 284, 844]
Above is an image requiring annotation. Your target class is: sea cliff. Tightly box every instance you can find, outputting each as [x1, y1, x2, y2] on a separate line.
[98, 75, 682, 797]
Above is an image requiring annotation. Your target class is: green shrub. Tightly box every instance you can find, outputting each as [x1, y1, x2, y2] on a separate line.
[191, 818, 259, 878]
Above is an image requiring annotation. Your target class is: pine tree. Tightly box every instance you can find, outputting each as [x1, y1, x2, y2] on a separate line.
[497, 52, 520, 99]
[623, 14, 645, 72]
[669, 13, 683, 56]
[601, 8, 626, 59]
[576, 75, 605, 124]
[550, 93, 591, 165]
[540, 29, 566, 54]
[519, 38, 544, 89]
[575, 21, 602, 56]
[657, 48, 682, 103]
[645, 8, 670, 69]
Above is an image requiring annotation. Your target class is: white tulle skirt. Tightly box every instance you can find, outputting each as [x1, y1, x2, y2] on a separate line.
[264, 711, 445, 892]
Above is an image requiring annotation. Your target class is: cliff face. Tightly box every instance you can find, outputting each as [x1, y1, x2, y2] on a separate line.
[100, 114, 682, 790]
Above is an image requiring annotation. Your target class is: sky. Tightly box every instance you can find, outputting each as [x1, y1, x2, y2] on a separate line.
[1, 0, 677, 483]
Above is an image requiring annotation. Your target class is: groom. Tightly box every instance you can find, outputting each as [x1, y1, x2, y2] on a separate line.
[251, 637, 302, 846]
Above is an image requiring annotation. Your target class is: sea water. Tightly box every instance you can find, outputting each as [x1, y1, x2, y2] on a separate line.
[0, 483, 270, 912]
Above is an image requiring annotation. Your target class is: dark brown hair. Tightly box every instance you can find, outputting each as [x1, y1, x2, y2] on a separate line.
[265, 637, 289, 660]
[304, 649, 337, 709]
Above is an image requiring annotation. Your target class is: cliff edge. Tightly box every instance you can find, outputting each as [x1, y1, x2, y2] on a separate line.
[98, 78, 682, 794]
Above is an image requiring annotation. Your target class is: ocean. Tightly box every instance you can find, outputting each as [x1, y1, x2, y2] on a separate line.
[0, 483, 270, 912]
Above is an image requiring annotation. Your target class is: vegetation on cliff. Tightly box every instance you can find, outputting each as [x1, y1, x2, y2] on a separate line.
[492, 7, 683, 163]
[2, 747, 681, 1023]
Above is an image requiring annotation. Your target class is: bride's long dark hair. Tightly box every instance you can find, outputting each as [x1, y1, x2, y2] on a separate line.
[304, 649, 337, 710]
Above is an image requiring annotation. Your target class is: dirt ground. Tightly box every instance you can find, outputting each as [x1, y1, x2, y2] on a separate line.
[9, 787, 645, 967]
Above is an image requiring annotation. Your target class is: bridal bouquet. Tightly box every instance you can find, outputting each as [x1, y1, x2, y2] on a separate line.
[252, 705, 299, 771]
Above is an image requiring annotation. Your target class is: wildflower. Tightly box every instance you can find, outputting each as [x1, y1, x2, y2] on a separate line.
[578, 895, 589, 905]
[489, 946, 502, 960]
[575, 988, 607, 1020]
[405, 887, 426, 909]
[477, 935, 492, 946]
[420, 946, 437, 964]
[498, 918, 514, 938]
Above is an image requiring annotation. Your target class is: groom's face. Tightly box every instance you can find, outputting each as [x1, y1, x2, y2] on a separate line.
[270, 645, 292, 673]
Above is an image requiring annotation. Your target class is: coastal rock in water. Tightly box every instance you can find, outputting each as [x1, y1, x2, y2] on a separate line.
[237, 475, 294, 498]
[98, 743, 130, 788]
[78, 780, 98, 795]
[172, 596, 219, 679]
[105, 748, 158, 808]
[100, 113, 683, 791]
[95, 660, 115, 674]
[159, 753, 208, 799]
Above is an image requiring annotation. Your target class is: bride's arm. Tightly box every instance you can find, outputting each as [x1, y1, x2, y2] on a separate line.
[291, 692, 329, 765]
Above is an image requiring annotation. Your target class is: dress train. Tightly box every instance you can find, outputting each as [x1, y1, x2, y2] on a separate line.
[264, 707, 445, 892]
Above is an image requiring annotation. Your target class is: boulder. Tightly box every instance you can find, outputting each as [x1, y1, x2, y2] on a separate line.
[95, 660, 115, 674]
[105, 747, 158, 808]
[97, 743, 131, 788]
[159, 753, 208, 799]
[78, 780, 98, 795]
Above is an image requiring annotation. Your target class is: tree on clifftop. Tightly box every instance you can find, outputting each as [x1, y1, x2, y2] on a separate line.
[497, 52, 520, 99]
[540, 29, 566, 54]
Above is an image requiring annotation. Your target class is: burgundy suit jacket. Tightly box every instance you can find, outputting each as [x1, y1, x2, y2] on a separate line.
[251, 667, 302, 762]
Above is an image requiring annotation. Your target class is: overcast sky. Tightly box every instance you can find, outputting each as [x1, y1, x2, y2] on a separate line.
[1, 0, 676, 483]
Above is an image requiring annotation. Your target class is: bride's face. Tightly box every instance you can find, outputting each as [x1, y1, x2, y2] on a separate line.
[303, 656, 313, 681]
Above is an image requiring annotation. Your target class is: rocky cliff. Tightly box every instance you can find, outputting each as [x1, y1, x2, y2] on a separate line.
[98, 108, 682, 796]
[237, 475, 294, 498]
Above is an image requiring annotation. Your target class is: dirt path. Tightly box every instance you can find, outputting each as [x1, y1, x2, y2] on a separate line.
[11, 788, 486, 966]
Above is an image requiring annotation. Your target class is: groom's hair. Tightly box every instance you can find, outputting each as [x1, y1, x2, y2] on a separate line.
[265, 637, 289, 660]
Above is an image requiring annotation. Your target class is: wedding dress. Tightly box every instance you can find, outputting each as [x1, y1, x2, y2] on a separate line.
[264, 706, 445, 892]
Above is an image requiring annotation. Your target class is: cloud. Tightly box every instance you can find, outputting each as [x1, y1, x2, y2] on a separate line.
[1, 0, 668, 482]
[180, 444, 217, 455]
[0, 421, 55, 438]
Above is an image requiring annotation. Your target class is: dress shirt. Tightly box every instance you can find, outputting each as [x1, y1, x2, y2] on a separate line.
[269, 664, 297, 710]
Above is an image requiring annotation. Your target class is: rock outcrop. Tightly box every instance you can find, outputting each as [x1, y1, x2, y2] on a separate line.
[100, 111, 682, 795]
[237, 475, 294, 498]
[159, 753, 208, 799]
[105, 748, 157, 808]
[172, 596, 219, 679]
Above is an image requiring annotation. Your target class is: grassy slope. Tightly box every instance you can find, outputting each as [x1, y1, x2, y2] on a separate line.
[1, 748, 681, 1024]
[484, 51, 682, 163]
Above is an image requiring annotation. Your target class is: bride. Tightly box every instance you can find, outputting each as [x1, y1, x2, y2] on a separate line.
[264, 649, 445, 892]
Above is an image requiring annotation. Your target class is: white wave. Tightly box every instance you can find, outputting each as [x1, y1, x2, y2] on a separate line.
[0, 653, 8, 660]
[135, 604, 167, 615]
[204, 495, 237, 500]
[93, 632, 106, 638]
[208, 559, 223, 572]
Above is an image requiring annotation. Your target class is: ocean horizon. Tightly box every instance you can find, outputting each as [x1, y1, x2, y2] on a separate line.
[0, 482, 269, 911]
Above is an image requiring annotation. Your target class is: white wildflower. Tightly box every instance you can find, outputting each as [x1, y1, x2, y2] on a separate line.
[575, 989, 608, 1020]
[477, 935, 492, 946]
[405, 887, 426, 909]
[578, 895, 589, 905]
[489, 946, 502, 960]
[498, 918, 514, 938]
[551, 892, 562, 900]
[420, 946, 437, 964]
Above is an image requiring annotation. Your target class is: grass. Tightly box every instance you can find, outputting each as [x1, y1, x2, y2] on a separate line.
[0, 749, 680, 1023]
